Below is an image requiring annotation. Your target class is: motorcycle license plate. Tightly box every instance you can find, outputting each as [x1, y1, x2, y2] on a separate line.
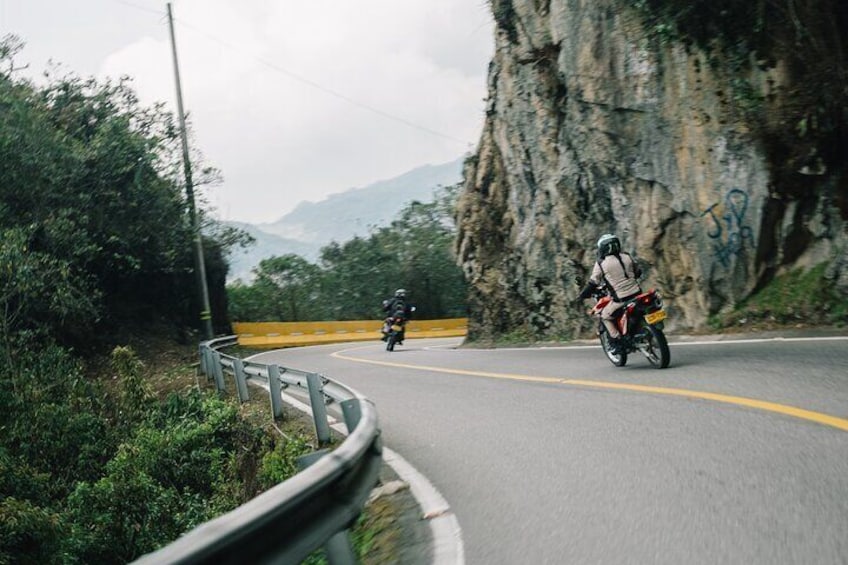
[645, 309, 666, 325]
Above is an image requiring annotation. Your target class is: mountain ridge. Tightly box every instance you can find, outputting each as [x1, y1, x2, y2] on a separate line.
[226, 157, 464, 281]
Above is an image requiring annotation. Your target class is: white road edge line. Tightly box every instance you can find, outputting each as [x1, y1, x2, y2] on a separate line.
[250, 380, 465, 564]
[383, 447, 465, 565]
[463, 335, 848, 351]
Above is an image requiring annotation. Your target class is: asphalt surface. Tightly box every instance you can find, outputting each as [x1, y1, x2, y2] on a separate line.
[253, 331, 848, 564]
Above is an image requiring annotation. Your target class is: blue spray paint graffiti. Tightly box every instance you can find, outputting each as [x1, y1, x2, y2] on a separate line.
[700, 188, 755, 268]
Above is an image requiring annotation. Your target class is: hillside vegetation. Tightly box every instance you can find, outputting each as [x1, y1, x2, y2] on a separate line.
[0, 33, 454, 561]
[227, 158, 464, 281]
[228, 186, 469, 322]
[0, 36, 315, 562]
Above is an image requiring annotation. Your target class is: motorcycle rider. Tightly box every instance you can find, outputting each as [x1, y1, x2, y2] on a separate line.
[380, 288, 413, 341]
[577, 234, 642, 353]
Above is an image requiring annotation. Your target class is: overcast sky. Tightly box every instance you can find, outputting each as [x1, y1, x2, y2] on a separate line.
[0, 0, 494, 223]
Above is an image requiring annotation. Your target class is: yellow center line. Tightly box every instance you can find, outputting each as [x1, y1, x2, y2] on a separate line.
[331, 346, 848, 432]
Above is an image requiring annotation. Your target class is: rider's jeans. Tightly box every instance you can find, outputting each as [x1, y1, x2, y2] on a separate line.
[601, 300, 624, 338]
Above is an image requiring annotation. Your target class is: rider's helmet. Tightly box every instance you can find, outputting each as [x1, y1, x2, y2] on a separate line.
[596, 233, 621, 258]
[394, 288, 407, 298]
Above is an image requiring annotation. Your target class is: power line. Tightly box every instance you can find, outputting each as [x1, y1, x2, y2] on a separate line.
[104, 1, 474, 145]
[108, 0, 164, 17]
[172, 17, 472, 146]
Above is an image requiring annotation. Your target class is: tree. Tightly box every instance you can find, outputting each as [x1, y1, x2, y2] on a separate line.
[0, 36, 234, 343]
[318, 237, 399, 320]
[0, 228, 100, 365]
[253, 254, 324, 321]
[227, 185, 468, 322]
[376, 190, 468, 319]
[0, 36, 307, 565]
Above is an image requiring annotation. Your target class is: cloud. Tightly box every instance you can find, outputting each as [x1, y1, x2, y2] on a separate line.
[97, 0, 494, 223]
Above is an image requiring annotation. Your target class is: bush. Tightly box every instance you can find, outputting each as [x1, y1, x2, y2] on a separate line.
[0, 497, 64, 565]
[0, 343, 116, 494]
[257, 434, 312, 490]
[714, 263, 848, 328]
[61, 392, 273, 562]
[63, 468, 189, 563]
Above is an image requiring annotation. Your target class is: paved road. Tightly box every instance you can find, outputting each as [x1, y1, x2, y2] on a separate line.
[253, 335, 848, 564]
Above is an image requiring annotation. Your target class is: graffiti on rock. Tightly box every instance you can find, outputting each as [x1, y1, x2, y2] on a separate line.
[701, 188, 755, 268]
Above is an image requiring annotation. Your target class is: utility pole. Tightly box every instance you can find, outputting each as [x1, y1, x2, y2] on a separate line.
[167, 2, 214, 340]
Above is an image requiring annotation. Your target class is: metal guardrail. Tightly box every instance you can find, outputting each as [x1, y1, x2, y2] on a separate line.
[134, 336, 382, 564]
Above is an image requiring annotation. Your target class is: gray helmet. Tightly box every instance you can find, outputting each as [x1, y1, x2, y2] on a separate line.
[596, 233, 621, 258]
[395, 288, 407, 298]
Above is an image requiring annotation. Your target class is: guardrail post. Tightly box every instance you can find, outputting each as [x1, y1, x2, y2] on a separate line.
[306, 372, 331, 445]
[232, 358, 250, 402]
[324, 533, 356, 565]
[340, 399, 362, 432]
[199, 344, 207, 376]
[267, 364, 284, 420]
[207, 347, 218, 381]
[202, 347, 213, 379]
[212, 351, 226, 392]
[297, 450, 357, 565]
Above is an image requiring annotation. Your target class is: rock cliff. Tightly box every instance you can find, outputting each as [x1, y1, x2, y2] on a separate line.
[456, 0, 847, 340]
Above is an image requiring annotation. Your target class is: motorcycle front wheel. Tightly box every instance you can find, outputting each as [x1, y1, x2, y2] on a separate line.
[600, 328, 627, 367]
[386, 332, 397, 351]
[641, 324, 670, 369]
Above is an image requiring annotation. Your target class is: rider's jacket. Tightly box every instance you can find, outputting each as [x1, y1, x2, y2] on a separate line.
[382, 297, 411, 318]
[588, 252, 642, 302]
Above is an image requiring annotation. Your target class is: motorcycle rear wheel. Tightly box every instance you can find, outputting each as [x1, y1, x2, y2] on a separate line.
[600, 329, 627, 367]
[642, 324, 670, 369]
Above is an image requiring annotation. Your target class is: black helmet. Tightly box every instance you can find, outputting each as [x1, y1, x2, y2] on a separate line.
[596, 233, 621, 258]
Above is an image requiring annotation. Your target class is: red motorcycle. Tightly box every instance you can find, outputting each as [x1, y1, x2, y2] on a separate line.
[588, 287, 670, 368]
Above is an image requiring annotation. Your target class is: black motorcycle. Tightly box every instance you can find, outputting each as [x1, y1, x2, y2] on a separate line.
[384, 314, 407, 351]
[382, 305, 415, 352]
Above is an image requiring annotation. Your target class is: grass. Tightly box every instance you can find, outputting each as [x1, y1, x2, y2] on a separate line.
[710, 263, 848, 330]
[132, 338, 408, 563]
[303, 493, 406, 565]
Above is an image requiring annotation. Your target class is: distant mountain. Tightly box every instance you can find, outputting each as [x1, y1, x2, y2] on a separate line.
[225, 157, 464, 282]
[258, 157, 464, 243]
[224, 222, 319, 282]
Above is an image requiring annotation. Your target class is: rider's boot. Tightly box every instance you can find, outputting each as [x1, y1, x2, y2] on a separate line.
[608, 336, 622, 354]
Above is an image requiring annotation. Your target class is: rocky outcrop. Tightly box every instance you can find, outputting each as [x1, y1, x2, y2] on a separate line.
[456, 0, 847, 340]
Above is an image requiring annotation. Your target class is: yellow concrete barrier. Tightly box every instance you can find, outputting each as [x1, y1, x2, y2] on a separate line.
[233, 318, 468, 348]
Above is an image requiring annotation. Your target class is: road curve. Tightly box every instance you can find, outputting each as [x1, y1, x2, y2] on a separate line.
[252, 335, 848, 564]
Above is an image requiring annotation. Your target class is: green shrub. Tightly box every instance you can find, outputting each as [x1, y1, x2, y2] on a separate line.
[61, 392, 273, 562]
[257, 434, 312, 489]
[0, 343, 116, 493]
[111, 346, 153, 428]
[0, 449, 53, 507]
[112, 395, 262, 499]
[717, 263, 848, 328]
[0, 497, 64, 565]
[63, 468, 189, 563]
